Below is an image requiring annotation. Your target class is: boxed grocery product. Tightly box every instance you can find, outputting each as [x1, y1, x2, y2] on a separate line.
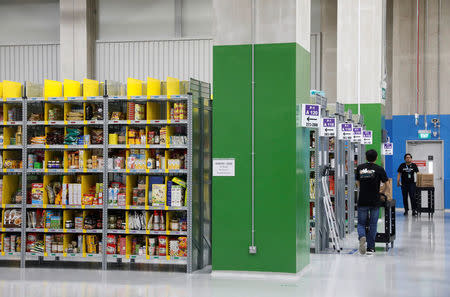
[151, 184, 166, 206]
[171, 177, 186, 188]
[107, 234, 117, 254]
[75, 216, 83, 229]
[31, 183, 44, 204]
[168, 159, 181, 170]
[119, 237, 126, 255]
[171, 186, 183, 207]
[118, 193, 126, 206]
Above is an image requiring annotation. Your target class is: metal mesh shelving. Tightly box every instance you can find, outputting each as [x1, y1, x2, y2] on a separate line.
[0, 79, 211, 273]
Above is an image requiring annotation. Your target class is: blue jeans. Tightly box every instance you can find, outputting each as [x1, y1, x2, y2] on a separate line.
[357, 206, 379, 249]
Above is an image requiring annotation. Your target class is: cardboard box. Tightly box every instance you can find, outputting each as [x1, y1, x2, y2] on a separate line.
[417, 173, 434, 187]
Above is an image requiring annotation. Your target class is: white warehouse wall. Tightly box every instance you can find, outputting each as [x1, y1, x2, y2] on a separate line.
[0, 0, 60, 83]
[0, 0, 59, 43]
[98, 0, 176, 41]
[182, 0, 213, 38]
[98, 0, 213, 40]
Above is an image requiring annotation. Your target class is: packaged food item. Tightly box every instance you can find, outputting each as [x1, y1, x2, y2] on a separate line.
[107, 235, 117, 254]
[151, 184, 166, 206]
[148, 238, 156, 256]
[169, 240, 179, 256]
[158, 236, 167, 256]
[31, 183, 44, 204]
[178, 236, 187, 257]
[90, 129, 103, 144]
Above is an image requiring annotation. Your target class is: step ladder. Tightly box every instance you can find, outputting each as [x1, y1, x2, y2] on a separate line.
[321, 173, 342, 252]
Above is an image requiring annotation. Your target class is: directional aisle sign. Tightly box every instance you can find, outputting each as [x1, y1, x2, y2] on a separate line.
[338, 123, 353, 140]
[352, 126, 362, 143]
[363, 130, 373, 145]
[382, 142, 393, 155]
[301, 104, 321, 128]
[320, 118, 336, 137]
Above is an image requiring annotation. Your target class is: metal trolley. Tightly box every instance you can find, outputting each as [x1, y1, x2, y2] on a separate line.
[375, 198, 396, 251]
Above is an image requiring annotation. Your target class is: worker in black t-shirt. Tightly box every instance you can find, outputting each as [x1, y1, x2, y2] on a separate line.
[355, 149, 390, 255]
[397, 153, 419, 216]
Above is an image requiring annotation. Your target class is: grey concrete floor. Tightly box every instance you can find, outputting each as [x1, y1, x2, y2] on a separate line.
[0, 211, 448, 297]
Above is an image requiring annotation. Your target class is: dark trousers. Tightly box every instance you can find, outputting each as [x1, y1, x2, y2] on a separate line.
[401, 183, 416, 212]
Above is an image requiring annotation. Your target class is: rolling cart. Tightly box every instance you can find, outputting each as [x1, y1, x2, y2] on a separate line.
[415, 187, 435, 218]
[375, 198, 396, 251]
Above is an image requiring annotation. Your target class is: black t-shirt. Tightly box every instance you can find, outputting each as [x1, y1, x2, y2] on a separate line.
[356, 162, 389, 207]
[397, 163, 419, 185]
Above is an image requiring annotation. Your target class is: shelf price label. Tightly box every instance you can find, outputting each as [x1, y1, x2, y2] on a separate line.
[363, 130, 373, 145]
[352, 126, 362, 143]
[300, 104, 321, 128]
[338, 123, 353, 140]
[319, 118, 336, 137]
[382, 142, 394, 155]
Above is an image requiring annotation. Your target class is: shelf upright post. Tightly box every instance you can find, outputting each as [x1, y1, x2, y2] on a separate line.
[335, 104, 346, 239]
[21, 96, 27, 268]
[187, 94, 193, 273]
[313, 127, 320, 252]
[347, 130, 356, 234]
[101, 85, 108, 270]
[311, 94, 328, 253]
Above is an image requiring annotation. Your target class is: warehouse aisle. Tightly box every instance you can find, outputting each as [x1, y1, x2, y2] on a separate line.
[0, 212, 448, 297]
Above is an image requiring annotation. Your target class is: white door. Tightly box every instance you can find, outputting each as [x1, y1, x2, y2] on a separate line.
[407, 141, 444, 210]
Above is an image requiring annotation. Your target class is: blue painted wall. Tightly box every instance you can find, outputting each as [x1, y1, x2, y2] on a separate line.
[385, 114, 450, 209]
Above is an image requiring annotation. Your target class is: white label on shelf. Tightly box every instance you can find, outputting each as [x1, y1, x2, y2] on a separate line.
[382, 142, 393, 155]
[320, 117, 336, 137]
[352, 126, 362, 143]
[363, 130, 373, 145]
[213, 158, 235, 177]
[338, 123, 353, 140]
[301, 104, 321, 128]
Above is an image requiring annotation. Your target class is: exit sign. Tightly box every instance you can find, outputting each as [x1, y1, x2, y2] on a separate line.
[418, 130, 431, 139]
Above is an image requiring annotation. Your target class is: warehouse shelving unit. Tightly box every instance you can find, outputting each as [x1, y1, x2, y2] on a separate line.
[309, 94, 328, 252]
[333, 103, 346, 239]
[0, 81, 25, 265]
[0, 78, 211, 273]
[344, 110, 356, 234]
[310, 100, 352, 252]
[24, 79, 106, 266]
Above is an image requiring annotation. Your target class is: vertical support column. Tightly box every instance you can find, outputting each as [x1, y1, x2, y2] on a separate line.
[337, 0, 385, 157]
[347, 142, 356, 234]
[60, 0, 97, 80]
[212, 0, 311, 273]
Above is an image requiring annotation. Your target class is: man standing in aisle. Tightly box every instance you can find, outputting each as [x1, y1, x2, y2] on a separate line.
[397, 153, 419, 216]
[356, 149, 390, 255]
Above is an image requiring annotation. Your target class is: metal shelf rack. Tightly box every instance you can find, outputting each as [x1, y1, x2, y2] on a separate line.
[309, 94, 328, 252]
[0, 78, 211, 273]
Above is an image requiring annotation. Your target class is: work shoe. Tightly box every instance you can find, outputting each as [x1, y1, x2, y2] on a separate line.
[404, 211, 408, 216]
[366, 248, 375, 255]
[359, 237, 366, 255]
